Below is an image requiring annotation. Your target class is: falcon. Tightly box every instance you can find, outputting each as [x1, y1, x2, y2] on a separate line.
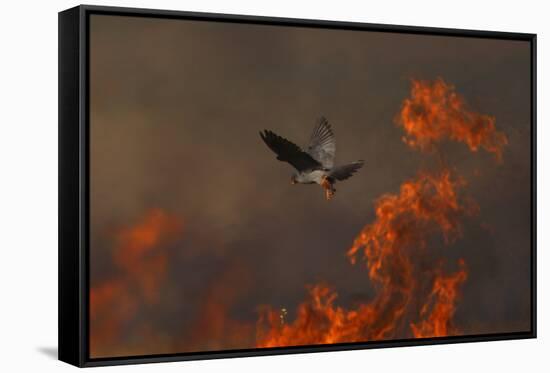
[259, 117, 364, 200]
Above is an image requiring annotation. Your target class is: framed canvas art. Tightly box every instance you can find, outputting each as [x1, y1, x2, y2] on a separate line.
[58, 5, 536, 367]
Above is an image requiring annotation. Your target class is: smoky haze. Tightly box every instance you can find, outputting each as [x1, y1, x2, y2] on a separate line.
[89, 14, 531, 357]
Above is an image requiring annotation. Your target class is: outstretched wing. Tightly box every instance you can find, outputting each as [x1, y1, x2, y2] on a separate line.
[307, 116, 336, 168]
[260, 130, 322, 172]
[329, 160, 364, 181]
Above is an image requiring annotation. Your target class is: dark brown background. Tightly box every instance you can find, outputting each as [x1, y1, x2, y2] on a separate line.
[89, 14, 531, 356]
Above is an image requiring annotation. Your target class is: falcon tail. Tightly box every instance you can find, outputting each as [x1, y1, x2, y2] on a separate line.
[329, 160, 365, 181]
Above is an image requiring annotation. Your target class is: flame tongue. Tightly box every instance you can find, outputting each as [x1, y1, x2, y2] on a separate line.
[397, 78, 508, 161]
[411, 259, 468, 338]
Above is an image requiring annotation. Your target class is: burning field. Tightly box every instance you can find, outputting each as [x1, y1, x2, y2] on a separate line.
[89, 77, 515, 356]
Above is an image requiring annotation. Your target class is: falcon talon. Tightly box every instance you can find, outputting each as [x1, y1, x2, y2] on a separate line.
[320, 175, 336, 201]
[260, 116, 364, 201]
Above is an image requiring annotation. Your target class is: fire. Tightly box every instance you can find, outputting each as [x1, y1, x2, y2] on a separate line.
[347, 170, 472, 269]
[257, 284, 375, 347]
[113, 209, 182, 303]
[397, 78, 507, 161]
[345, 170, 474, 340]
[256, 78, 505, 348]
[88, 78, 505, 354]
[257, 170, 473, 347]
[89, 209, 183, 357]
[410, 259, 467, 338]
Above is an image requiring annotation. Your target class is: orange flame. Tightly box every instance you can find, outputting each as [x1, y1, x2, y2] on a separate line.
[257, 170, 474, 347]
[113, 209, 182, 303]
[89, 209, 183, 357]
[397, 78, 507, 161]
[347, 170, 473, 269]
[88, 78, 504, 354]
[257, 284, 375, 347]
[256, 78, 504, 348]
[410, 259, 467, 338]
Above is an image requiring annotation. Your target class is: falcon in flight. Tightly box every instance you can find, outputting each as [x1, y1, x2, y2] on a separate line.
[259, 117, 364, 200]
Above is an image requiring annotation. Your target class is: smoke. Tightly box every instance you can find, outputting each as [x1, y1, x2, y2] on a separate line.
[178, 262, 256, 352]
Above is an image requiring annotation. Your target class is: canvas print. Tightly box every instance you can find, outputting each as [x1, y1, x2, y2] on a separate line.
[88, 14, 533, 358]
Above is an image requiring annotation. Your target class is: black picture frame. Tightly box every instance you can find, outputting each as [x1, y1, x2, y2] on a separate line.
[58, 4, 537, 367]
